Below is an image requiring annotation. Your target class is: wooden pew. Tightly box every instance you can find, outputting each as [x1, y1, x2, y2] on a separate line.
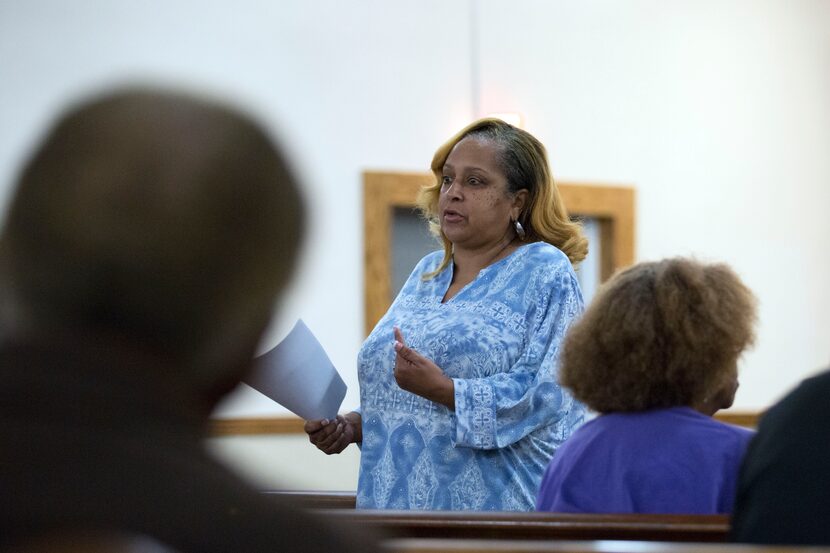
[263, 490, 356, 509]
[381, 539, 830, 553]
[319, 510, 729, 543]
[264, 491, 729, 543]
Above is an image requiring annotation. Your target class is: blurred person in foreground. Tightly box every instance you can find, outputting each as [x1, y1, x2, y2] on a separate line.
[731, 365, 830, 544]
[536, 257, 758, 514]
[0, 88, 375, 552]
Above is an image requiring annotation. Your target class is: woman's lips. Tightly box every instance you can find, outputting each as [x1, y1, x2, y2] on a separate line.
[443, 210, 464, 223]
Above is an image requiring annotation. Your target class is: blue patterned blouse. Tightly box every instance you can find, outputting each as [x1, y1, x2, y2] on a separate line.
[355, 241, 586, 510]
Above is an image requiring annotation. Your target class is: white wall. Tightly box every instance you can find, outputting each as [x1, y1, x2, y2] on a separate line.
[475, 0, 830, 409]
[206, 434, 361, 491]
[2, 0, 829, 490]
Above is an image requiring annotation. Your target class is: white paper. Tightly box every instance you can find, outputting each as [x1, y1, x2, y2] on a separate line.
[244, 320, 346, 420]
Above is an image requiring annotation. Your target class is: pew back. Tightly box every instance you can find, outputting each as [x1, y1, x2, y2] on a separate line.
[320, 510, 729, 542]
[381, 540, 830, 553]
[264, 491, 730, 543]
[263, 490, 356, 509]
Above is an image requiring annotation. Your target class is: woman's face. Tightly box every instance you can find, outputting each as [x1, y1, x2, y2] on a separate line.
[438, 137, 525, 252]
[714, 365, 740, 411]
[696, 364, 739, 416]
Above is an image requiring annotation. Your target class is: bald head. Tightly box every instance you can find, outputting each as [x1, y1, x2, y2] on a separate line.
[0, 88, 303, 390]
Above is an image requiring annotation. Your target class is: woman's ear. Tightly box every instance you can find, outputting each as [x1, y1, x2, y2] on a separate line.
[512, 189, 529, 219]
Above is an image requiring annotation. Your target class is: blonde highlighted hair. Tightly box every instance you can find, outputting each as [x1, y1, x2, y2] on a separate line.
[417, 118, 587, 277]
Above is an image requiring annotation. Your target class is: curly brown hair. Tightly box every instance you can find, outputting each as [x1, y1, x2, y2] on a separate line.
[560, 257, 757, 413]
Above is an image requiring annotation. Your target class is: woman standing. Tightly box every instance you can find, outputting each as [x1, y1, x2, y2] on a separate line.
[307, 118, 587, 510]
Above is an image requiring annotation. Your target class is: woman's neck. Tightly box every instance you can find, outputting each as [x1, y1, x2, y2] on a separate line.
[441, 234, 520, 303]
[452, 234, 519, 277]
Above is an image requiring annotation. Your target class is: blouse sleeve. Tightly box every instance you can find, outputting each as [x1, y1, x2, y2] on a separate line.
[450, 265, 584, 450]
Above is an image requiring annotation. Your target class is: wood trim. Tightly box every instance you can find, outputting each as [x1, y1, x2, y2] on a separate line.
[558, 183, 636, 281]
[714, 410, 762, 429]
[363, 171, 636, 336]
[209, 416, 306, 436]
[210, 411, 761, 436]
[364, 171, 434, 337]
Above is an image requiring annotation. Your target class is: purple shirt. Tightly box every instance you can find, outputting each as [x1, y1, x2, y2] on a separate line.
[535, 407, 754, 514]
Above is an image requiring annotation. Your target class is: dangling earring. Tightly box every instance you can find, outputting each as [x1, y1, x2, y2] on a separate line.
[513, 219, 526, 240]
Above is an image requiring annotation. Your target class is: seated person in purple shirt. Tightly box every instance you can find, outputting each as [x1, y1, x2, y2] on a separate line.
[536, 257, 758, 514]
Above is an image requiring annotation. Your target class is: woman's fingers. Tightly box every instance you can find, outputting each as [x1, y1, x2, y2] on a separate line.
[395, 342, 421, 365]
[394, 350, 425, 390]
[392, 327, 422, 367]
[307, 414, 360, 454]
[306, 418, 339, 447]
[304, 418, 328, 434]
[324, 424, 354, 454]
[319, 421, 342, 446]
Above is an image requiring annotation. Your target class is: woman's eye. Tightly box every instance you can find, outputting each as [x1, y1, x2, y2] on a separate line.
[441, 176, 452, 186]
[468, 177, 482, 186]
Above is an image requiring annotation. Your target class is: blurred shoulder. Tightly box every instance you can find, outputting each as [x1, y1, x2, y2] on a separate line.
[789, 368, 830, 403]
[761, 367, 830, 431]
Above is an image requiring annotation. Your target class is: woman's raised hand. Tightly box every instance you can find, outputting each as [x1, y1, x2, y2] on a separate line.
[304, 412, 361, 455]
[393, 326, 455, 410]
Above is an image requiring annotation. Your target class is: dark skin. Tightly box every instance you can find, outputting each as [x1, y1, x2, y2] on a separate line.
[694, 372, 740, 416]
[304, 412, 362, 454]
[391, 326, 455, 409]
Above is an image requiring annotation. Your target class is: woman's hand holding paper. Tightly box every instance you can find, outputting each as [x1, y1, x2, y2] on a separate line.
[304, 412, 361, 455]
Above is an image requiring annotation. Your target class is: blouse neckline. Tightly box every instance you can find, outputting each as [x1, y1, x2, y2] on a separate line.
[439, 242, 532, 304]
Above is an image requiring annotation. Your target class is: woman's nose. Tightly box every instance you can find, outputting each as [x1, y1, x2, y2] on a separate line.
[444, 181, 462, 198]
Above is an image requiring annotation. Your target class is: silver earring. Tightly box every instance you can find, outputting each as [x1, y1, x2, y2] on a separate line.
[513, 219, 526, 240]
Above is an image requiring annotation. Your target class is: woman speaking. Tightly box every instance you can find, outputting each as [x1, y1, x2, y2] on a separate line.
[306, 118, 587, 510]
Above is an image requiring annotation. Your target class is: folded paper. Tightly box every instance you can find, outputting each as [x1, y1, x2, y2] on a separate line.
[244, 320, 346, 420]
